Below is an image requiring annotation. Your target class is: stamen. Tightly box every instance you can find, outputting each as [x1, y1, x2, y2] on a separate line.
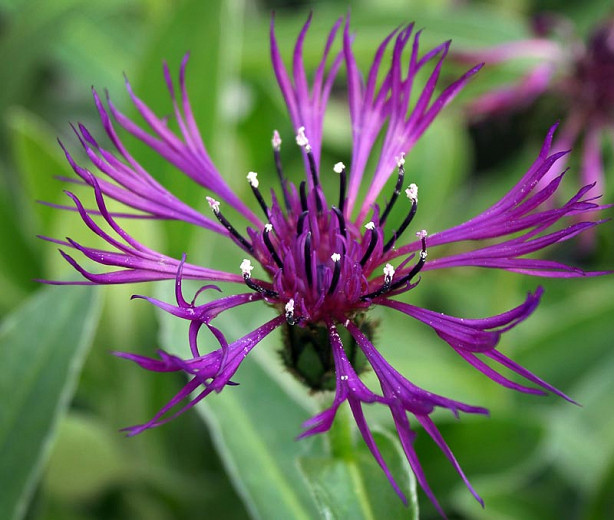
[296, 210, 309, 235]
[299, 181, 308, 212]
[272, 130, 282, 151]
[296, 126, 310, 151]
[360, 222, 378, 267]
[327, 253, 342, 295]
[240, 258, 254, 277]
[405, 183, 418, 203]
[206, 196, 220, 213]
[361, 263, 396, 300]
[296, 126, 322, 212]
[207, 197, 253, 253]
[332, 206, 346, 238]
[246, 171, 259, 188]
[334, 162, 347, 214]
[387, 230, 428, 292]
[247, 171, 269, 218]
[304, 231, 313, 287]
[285, 298, 297, 325]
[380, 153, 405, 226]
[272, 130, 291, 210]
[383, 183, 418, 253]
[240, 258, 278, 298]
[263, 224, 283, 268]
[384, 263, 396, 284]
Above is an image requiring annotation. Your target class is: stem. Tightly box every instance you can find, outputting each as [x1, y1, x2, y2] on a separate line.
[329, 402, 354, 460]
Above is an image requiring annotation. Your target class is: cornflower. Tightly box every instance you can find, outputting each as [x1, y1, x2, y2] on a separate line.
[43, 14, 607, 517]
[456, 13, 614, 198]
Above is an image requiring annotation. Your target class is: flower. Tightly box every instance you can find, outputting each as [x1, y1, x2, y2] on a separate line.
[43, 14, 607, 517]
[455, 13, 614, 198]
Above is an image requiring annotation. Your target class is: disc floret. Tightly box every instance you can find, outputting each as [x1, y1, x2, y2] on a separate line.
[228, 128, 426, 327]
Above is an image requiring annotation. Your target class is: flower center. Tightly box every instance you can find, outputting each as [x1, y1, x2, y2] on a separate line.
[205, 128, 428, 389]
[571, 20, 614, 117]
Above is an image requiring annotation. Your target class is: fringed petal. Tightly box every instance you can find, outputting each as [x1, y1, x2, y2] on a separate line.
[118, 315, 284, 435]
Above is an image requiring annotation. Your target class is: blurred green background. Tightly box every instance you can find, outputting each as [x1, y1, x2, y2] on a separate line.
[0, 0, 612, 519]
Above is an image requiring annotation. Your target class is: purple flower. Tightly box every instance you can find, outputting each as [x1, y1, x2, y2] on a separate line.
[456, 13, 614, 200]
[43, 14, 607, 517]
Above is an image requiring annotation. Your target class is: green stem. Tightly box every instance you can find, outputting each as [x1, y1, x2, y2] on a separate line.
[329, 402, 354, 461]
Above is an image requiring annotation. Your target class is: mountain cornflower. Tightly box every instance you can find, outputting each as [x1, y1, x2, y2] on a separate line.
[456, 13, 614, 198]
[43, 14, 608, 517]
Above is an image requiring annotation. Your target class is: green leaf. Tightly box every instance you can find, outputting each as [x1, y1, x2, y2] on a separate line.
[43, 412, 128, 502]
[197, 352, 320, 520]
[299, 429, 418, 520]
[0, 285, 101, 520]
[7, 106, 72, 235]
[546, 351, 614, 494]
[585, 454, 614, 520]
[0, 189, 39, 312]
[0, 107, 73, 304]
[0, 0, 82, 116]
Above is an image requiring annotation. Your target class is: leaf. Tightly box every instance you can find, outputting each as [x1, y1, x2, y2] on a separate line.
[43, 412, 127, 502]
[197, 352, 321, 520]
[299, 429, 418, 520]
[7, 106, 72, 236]
[0, 106, 74, 304]
[0, 285, 101, 520]
[0, 189, 39, 312]
[51, 1, 149, 95]
[546, 351, 614, 494]
[585, 454, 614, 520]
[0, 0, 81, 116]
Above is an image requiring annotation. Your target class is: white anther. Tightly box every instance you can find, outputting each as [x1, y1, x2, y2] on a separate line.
[247, 171, 259, 188]
[285, 298, 295, 316]
[296, 126, 311, 151]
[333, 162, 345, 174]
[264, 223, 273, 233]
[206, 196, 220, 213]
[405, 183, 418, 202]
[383, 263, 395, 282]
[416, 229, 428, 239]
[396, 153, 406, 168]
[331, 253, 341, 262]
[240, 259, 254, 277]
[365, 221, 375, 231]
[272, 130, 282, 151]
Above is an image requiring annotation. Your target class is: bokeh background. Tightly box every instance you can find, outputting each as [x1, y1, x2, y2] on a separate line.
[1, 0, 612, 519]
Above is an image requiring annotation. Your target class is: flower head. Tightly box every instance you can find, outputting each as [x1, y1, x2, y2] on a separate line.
[44, 14, 608, 517]
[456, 13, 614, 199]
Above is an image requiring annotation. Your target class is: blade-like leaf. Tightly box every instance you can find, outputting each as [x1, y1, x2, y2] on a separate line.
[299, 429, 418, 520]
[0, 285, 101, 520]
[7, 107, 73, 235]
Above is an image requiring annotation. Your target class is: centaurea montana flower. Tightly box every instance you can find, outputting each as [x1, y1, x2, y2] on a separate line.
[43, 15, 608, 517]
[456, 13, 614, 198]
